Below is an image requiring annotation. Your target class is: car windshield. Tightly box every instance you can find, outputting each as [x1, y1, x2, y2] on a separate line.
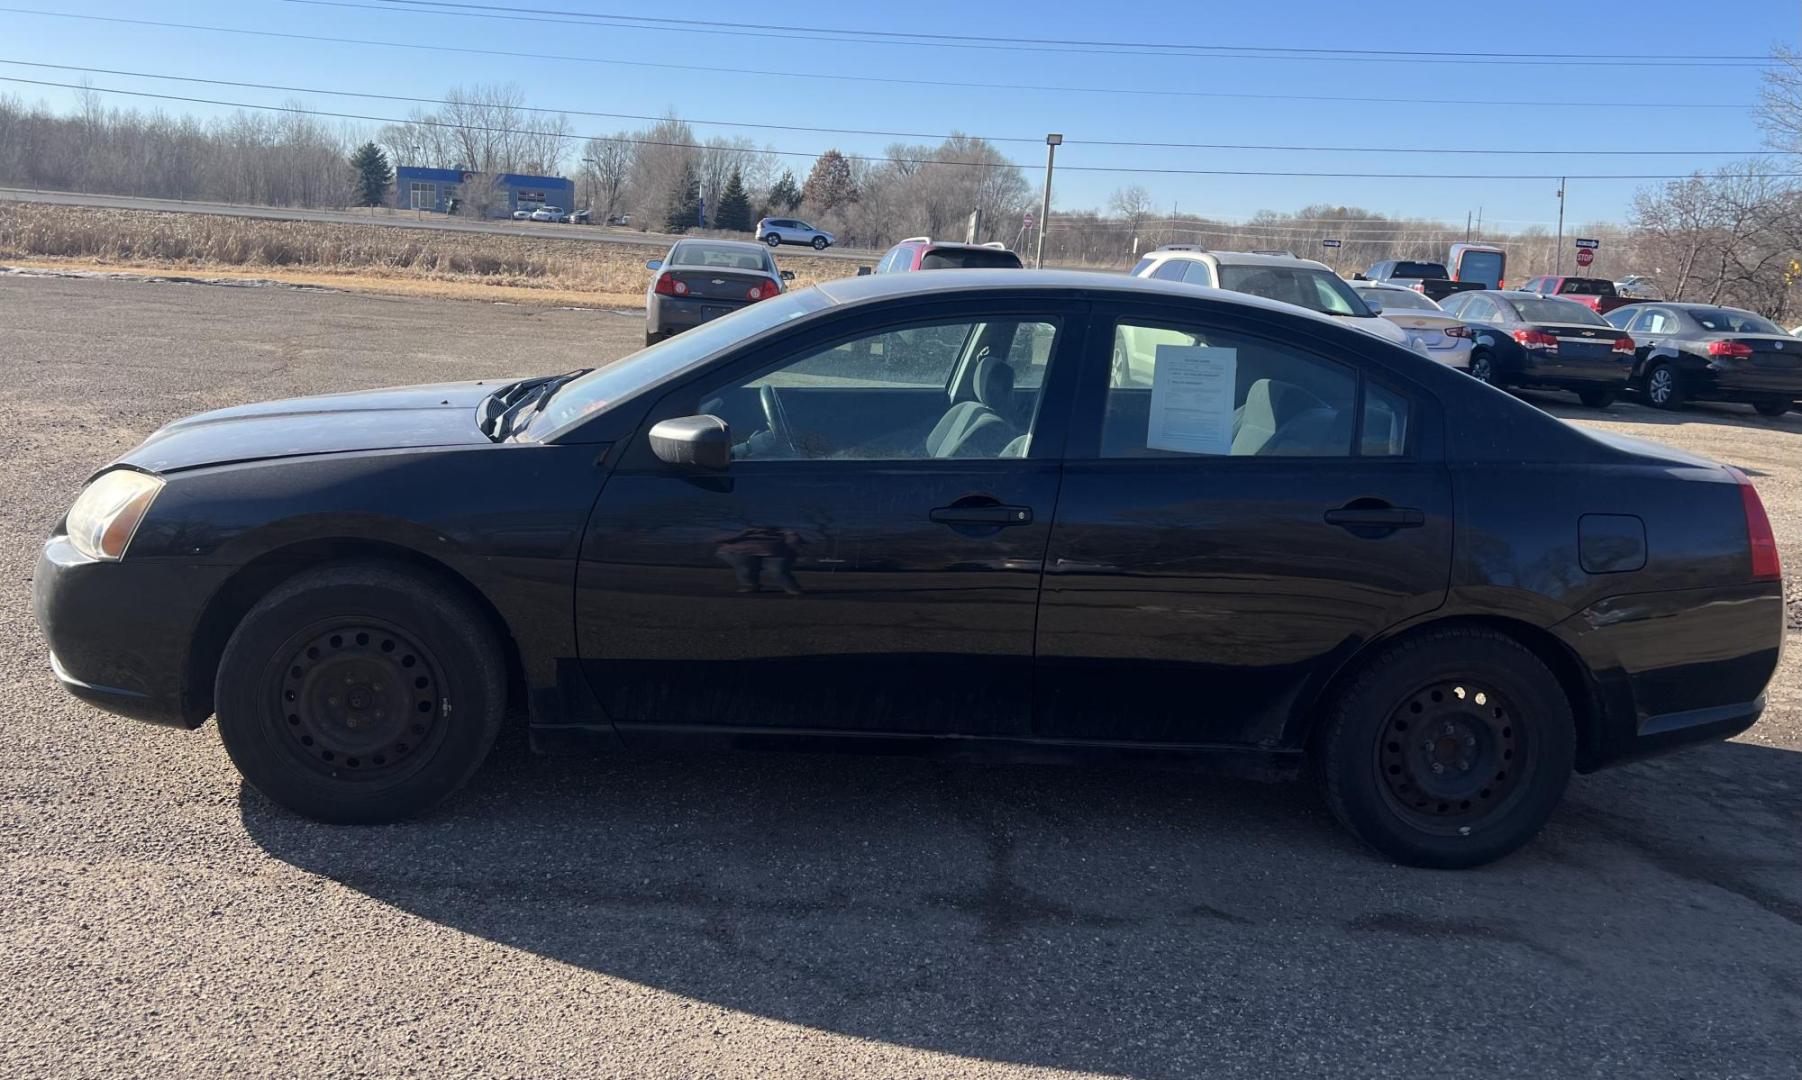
[531, 289, 832, 435]
[1690, 308, 1783, 334]
[1219, 265, 1368, 316]
[919, 248, 1023, 270]
[1512, 297, 1608, 325]
[670, 242, 769, 271]
[1361, 288, 1439, 311]
[1391, 261, 1449, 279]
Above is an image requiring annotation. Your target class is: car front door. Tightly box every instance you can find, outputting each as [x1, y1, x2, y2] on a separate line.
[1032, 303, 1453, 748]
[576, 298, 1082, 738]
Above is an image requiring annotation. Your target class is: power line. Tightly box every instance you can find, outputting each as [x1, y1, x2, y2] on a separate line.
[6, 76, 1793, 182]
[0, 8, 1753, 111]
[0, 59, 1764, 158]
[327, 0, 1780, 68]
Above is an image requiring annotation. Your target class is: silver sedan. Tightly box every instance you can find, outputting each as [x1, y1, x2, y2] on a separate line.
[1355, 284, 1475, 371]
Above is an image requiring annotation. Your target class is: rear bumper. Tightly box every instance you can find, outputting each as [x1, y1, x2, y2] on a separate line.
[647, 295, 750, 334]
[1554, 581, 1782, 770]
[1684, 368, 1802, 403]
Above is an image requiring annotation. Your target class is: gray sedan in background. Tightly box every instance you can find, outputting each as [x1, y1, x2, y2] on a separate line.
[1353, 282, 1476, 371]
[645, 239, 794, 346]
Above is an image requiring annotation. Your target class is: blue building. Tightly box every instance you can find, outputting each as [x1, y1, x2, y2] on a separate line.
[393, 166, 576, 218]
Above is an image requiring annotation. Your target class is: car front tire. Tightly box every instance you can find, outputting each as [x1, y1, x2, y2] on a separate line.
[215, 564, 508, 825]
[1754, 401, 1790, 418]
[1319, 627, 1575, 869]
[1468, 351, 1495, 385]
[811, 236, 829, 250]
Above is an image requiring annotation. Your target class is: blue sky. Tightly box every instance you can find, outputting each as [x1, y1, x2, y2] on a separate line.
[5, 0, 1797, 230]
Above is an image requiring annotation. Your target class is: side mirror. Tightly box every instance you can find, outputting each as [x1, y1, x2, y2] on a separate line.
[856, 265, 873, 277]
[649, 415, 731, 470]
[780, 269, 796, 282]
[645, 258, 663, 271]
[1364, 294, 1384, 314]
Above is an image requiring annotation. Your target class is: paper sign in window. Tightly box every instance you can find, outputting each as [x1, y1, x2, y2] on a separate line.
[1146, 345, 1236, 454]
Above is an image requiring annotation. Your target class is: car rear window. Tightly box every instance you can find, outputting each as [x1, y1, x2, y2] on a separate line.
[1361, 288, 1438, 311]
[1557, 278, 1616, 296]
[1391, 261, 1449, 279]
[670, 242, 769, 271]
[1219, 265, 1366, 316]
[1690, 308, 1782, 334]
[920, 247, 1024, 271]
[1512, 297, 1608, 325]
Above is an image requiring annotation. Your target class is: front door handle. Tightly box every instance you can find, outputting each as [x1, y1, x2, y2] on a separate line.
[1324, 505, 1424, 529]
[930, 504, 1033, 526]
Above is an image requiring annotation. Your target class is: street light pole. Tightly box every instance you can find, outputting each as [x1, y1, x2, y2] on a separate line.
[1554, 178, 1566, 277]
[1035, 133, 1062, 270]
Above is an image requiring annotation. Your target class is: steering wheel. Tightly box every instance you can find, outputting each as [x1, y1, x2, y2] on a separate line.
[759, 384, 799, 455]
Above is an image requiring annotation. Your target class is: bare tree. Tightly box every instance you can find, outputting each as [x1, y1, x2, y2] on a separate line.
[582, 133, 632, 220]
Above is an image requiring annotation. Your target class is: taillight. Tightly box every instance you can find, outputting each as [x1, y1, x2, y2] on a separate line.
[1410, 282, 1426, 293]
[1612, 335, 1636, 355]
[653, 273, 688, 297]
[1497, 279, 1505, 290]
[1445, 324, 1474, 339]
[746, 278, 780, 301]
[1727, 466, 1781, 581]
[1513, 328, 1558, 350]
[1709, 340, 1754, 359]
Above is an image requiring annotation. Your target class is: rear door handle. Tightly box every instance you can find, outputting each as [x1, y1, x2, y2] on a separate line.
[931, 504, 1033, 526]
[1324, 506, 1424, 529]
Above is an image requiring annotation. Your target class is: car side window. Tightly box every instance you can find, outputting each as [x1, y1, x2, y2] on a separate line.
[1462, 296, 1499, 323]
[1645, 308, 1678, 334]
[1181, 261, 1215, 287]
[1439, 293, 1468, 316]
[1361, 382, 1410, 457]
[1101, 319, 1361, 459]
[703, 319, 1058, 461]
[1151, 259, 1188, 282]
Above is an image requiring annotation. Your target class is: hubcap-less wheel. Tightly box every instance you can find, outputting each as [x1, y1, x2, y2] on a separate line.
[1377, 679, 1527, 833]
[271, 620, 446, 780]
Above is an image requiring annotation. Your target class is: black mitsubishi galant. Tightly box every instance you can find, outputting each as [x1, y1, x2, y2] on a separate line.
[34, 270, 1784, 868]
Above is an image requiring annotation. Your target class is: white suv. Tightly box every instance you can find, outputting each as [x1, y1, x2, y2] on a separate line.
[1129, 246, 1411, 354]
[758, 217, 834, 250]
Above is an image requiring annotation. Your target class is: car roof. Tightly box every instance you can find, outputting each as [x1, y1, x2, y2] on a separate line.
[671, 238, 770, 253]
[1352, 281, 1415, 292]
[1152, 248, 1336, 272]
[811, 268, 1352, 328]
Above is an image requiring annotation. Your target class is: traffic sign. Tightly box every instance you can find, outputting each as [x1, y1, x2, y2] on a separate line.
[1576, 248, 1595, 268]
[1321, 238, 1342, 248]
[1023, 211, 1035, 229]
[1574, 238, 1600, 249]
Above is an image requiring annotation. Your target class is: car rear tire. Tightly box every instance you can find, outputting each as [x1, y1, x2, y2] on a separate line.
[214, 564, 508, 825]
[811, 236, 829, 250]
[645, 330, 664, 348]
[1578, 389, 1615, 409]
[1318, 627, 1575, 869]
[764, 233, 782, 247]
[1754, 401, 1790, 418]
[1468, 352, 1495, 385]
[1644, 361, 1684, 410]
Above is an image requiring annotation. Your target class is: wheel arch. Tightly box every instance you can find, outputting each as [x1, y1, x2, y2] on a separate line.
[1299, 614, 1607, 771]
[183, 537, 524, 725]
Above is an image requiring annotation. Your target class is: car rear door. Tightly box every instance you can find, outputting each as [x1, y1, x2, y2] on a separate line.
[1032, 300, 1453, 748]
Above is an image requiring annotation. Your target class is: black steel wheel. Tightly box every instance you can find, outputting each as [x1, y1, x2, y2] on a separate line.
[1469, 352, 1495, 385]
[1319, 626, 1574, 868]
[216, 564, 507, 824]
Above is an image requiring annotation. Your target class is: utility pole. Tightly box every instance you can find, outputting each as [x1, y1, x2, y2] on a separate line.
[1554, 178, 1567, 277]
[1465, 211, 1472, 242]
[1035, 133, 1062, 269]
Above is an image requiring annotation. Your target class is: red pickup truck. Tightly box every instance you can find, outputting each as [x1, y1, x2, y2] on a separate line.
[1517, 275, 1633, 315]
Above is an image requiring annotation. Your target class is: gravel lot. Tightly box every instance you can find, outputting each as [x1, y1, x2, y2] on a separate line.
[2, 273, 1799, 1079]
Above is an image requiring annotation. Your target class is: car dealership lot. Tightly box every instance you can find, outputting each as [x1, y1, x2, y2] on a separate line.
[2, 274, 1801, 1078]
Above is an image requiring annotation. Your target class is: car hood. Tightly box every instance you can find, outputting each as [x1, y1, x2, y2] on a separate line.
[120, 380, 500, 474]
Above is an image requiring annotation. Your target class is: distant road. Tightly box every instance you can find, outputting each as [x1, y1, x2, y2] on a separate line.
[0, 187, 876, 262]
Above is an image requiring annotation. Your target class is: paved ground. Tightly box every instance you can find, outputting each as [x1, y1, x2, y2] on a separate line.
[0, 188, 874, 262]
[2, 274, 1799, 1079]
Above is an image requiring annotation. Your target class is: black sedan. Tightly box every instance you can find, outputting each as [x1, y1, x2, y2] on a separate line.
[1437, 290, 1637, 407]
[644, 239, 793, 347]
[1603, 302, 1802, 415]
[34, 271, 1783, 868]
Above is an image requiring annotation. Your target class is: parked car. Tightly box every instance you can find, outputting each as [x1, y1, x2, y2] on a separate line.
[758, 217, 834, 250]
[35, 270, 1782, 868]
[530, 206, 569, 223]
[1615, 275, 1661, 300]
[1358, 260, 1483, 302]
[1126, 246, 1411, 380]
[1603, 302, 1802, 415]
[1437, 290, 1636, 406]
[644, 238, 792, 347]
[871, 237, 1022, 273]
[606, 213, 632, 227]
[570, 208, 592, 225]
[1517, 276, 1633, 316]
[1352, 283, 1475, 371]
[511, 208, 534, 221]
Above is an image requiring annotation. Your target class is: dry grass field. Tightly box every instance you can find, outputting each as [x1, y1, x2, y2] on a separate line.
[0, 202, 857, 307]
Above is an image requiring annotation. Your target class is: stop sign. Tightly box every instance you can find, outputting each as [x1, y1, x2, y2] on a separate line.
[1576, 248, 1594, 268]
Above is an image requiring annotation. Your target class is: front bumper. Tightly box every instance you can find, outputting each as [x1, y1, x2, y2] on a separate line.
[33, 537, 225, 728]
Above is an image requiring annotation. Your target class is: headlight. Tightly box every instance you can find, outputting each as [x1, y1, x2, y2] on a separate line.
[65, 469, 163, 561]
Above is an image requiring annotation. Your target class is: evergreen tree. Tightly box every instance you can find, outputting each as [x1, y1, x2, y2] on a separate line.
[715, 169, 753, 232]
[801, 150, 856, 211]
[665, 162, 702, 232]
[766, 169, 802, 212]
[349, 142, 393, 208]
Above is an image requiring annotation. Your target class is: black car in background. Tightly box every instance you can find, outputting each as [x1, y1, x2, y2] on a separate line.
[1437, 290, 1637, 407]
[644, 239, 794, 347]
[34, 272, 1783, 869]
[1603, 302, 1802, 415]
